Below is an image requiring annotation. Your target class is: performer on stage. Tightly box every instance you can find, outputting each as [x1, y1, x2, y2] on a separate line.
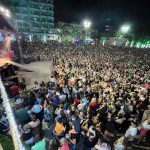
[0, 34, 14, 67]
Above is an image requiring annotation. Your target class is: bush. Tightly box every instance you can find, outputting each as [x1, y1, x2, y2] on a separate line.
[0, 135, 14, 150]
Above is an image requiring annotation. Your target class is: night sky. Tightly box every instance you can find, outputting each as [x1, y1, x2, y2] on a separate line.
[54, 0, 150, 36]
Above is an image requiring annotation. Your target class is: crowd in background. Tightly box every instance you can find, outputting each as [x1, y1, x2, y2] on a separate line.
[0, 41, 150, 150]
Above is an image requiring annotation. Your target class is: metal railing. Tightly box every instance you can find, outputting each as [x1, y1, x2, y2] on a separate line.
[0, 77, 25, 150]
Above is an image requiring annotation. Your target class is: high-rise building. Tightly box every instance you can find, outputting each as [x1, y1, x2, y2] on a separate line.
[2, 0, 59, 41]
[104, 18, 114, 37]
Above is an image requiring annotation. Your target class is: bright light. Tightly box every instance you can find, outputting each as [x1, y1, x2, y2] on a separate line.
[120, 25, 130, 33]
[29, 35, 32, 42]
[130, 41, 134, 47]
[0, 6, 5, 12]
[83, 20, 92, 29]
[6, 9, 9, 13]
[43, 35, 46, 42]
[102, 40, 105, 46]
[5, 12, 11, 18]
[125, 40, 130, 46]
[114, 41, 117, 46]
[136, 43, 140, 48]
[0, 6, 11, 18]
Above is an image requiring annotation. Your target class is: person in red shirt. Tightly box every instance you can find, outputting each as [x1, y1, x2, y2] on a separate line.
[89, 98, 98, 112]
[144, 83, 150, 89]
[74, 97, 80, 106]
[10, 83, 19, 97]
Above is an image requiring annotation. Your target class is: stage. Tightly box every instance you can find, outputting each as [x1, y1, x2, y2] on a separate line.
[17, 61, 52, 88]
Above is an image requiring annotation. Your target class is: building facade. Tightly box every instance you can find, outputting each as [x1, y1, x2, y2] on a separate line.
[3, 0, 60, 41]
[56, 21, 98, 42]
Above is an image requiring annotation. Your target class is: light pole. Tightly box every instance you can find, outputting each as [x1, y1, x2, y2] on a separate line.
[83, 20, 92, 40]
[116, 24, 131, 46]
[14, 20, 20, 32]
[0, 6, 10, 18]
[120, 24, 131, 46]
[0, 5, 24, 64]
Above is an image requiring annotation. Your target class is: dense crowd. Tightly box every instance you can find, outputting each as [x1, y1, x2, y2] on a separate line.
[23, 41, 60, 61]
[0, 42, 150, 150]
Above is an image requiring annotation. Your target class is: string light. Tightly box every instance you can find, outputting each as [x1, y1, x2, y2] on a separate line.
[0, 77, 25, 150]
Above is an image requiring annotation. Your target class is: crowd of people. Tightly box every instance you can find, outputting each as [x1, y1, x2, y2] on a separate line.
[0, 41, 150, 150]
[23, 41, 60, 61]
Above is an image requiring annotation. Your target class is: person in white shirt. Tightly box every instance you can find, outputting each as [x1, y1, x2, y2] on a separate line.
[47, 89, 54, 98]
[34, 81, 40, 91]
[77, 103, 85, 111]
[142, 105, 150, 122]
[94, 139, 111, 150]
[142, 119, 150, 130]
[59, 93, 66, 102]
[63, 86, 69, 94]
[50, 76, 56, 84]
[114, 137, 125, 150]
[125, 121, 138, 142]
[72, 87, 78, 94]
[28, 115, 40, 129]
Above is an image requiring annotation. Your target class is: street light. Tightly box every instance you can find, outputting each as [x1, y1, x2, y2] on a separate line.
[5, 12, 11, 18]
[83, 20, 92, 39]
[6, 9, 9, 13]
[0, 6, 11, 18]
[83, 20, 92, 29]
[120, 24, 130, 34]
[5, 9, 11, 18]
[0, 6, 5, 12]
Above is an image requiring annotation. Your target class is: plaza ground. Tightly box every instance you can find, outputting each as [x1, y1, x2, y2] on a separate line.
[17, 61, 52, 89]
